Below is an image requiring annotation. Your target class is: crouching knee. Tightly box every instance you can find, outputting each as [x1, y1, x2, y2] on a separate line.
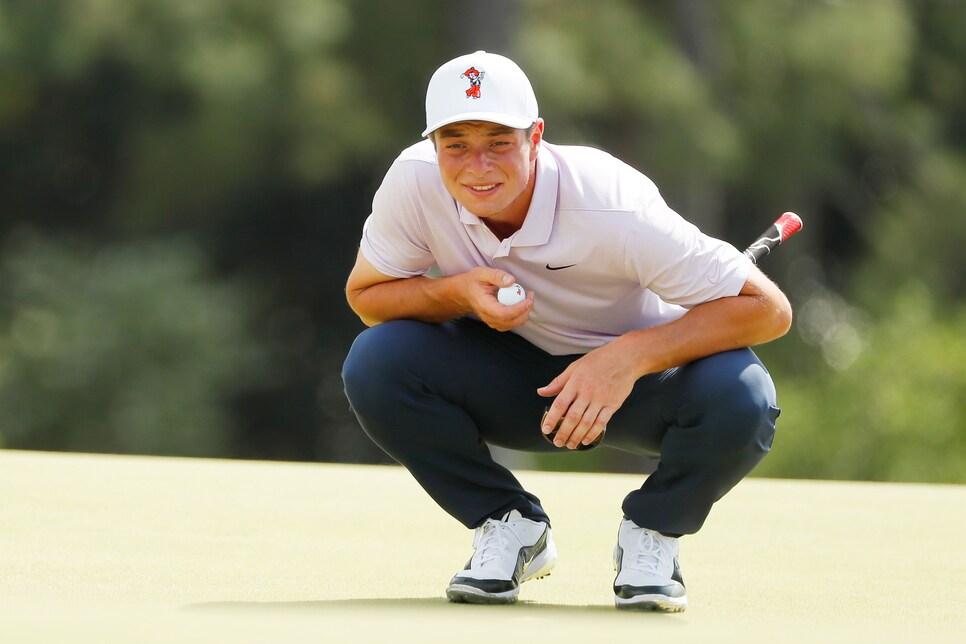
[675, 350, 781, 458]
[343, 322, 408, 415]
[716, 358, 779, 456]
[718, 376, 780, 456]
[342, 319, 448, 422]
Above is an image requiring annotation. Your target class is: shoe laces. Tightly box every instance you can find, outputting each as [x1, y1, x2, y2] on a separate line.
[628, 528, 668, 575]
[473, 519, 513, 566]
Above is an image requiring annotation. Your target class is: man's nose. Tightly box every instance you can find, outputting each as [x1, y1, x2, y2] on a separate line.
[466, 147, 493, 174]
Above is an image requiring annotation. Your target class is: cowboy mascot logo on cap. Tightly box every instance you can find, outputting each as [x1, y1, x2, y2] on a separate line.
[461, 66, 485, 99]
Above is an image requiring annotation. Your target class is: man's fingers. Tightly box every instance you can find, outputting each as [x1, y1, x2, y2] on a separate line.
[538, 362, 568, 399]
[552, 400, 589, 448]
[488, 268, 514, 287]
[505, 292, 534, 317]
[542, 403, 613, 450]
[488, 295, 533, 330]
[541, 388, 573, 438]
[479, 291, 534, 331]
[563, 404, 605, 449]
[581, 408, 612, 446]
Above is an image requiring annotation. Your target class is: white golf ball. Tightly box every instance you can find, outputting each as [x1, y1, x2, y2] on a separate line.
[497, 283, 526, 306]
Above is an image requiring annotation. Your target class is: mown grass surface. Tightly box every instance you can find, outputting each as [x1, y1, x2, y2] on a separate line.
[1, 450, 963, 642]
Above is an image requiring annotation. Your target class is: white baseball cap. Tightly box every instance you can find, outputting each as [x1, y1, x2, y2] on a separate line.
[422, 50, 539, 137]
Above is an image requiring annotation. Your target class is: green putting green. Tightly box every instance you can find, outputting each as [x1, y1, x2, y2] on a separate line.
[0, 449, 963, 642]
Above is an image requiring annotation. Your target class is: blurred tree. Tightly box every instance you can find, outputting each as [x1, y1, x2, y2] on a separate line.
[755, 285, 966, 483]
[0, 0, 395, 463]
[0, 230, 263, 456]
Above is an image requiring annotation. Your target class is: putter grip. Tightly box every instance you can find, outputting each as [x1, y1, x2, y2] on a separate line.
[743, 212, 803, 264]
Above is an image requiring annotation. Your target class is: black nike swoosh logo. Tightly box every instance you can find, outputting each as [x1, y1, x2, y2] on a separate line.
[545, 263, 576, 271]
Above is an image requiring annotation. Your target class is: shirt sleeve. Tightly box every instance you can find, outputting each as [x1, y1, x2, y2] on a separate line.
[623, 188, 752, 307]
[358, 156, 436, 279]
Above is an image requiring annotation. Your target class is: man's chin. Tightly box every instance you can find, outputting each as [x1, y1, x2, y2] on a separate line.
[460, 203, 500, 218]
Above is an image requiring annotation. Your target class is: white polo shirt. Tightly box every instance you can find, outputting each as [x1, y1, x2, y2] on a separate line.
[359, 139, 751, 356]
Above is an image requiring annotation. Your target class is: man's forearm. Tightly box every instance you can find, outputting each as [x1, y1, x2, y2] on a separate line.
[348, 274, 469, 327]
[612, 287, 792, 378]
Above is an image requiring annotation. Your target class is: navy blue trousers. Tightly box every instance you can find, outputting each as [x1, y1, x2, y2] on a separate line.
[342, 318, 779, 536]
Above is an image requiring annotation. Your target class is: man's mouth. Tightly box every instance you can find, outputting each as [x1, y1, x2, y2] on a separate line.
[467, 184, 498, 193]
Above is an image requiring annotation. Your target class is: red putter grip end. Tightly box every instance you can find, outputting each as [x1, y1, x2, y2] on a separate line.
[776, 212, 803, 242]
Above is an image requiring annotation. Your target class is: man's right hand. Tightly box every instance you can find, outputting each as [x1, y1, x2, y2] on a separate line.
[463, 267, 534, 332]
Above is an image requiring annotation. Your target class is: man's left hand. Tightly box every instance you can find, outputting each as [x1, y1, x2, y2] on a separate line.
[537, 342, 639, 450]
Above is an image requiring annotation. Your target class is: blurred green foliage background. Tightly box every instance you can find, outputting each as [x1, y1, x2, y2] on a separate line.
[1, 0, 963, 483]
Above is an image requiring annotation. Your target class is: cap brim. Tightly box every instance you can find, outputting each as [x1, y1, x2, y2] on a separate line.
[421, 112, 535, 137]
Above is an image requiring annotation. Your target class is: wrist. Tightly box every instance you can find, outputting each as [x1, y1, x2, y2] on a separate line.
[612, 328, 669, 378]
[426, 272, 472, 318]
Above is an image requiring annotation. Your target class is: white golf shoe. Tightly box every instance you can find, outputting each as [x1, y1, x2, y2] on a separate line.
[613, 517, 688, 612]
[446, 510, 556, 604]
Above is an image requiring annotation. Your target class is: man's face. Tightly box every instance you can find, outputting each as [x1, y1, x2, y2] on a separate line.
[433, 120, 543, 226]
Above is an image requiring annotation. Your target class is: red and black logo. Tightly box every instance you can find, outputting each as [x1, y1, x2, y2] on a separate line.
[461, 66, 485, 99]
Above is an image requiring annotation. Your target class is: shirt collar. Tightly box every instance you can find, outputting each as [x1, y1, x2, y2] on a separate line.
[457, 145, 559, 247]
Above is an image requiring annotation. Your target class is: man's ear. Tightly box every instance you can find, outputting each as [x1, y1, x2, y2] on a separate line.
[529, 119, 545, 160]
